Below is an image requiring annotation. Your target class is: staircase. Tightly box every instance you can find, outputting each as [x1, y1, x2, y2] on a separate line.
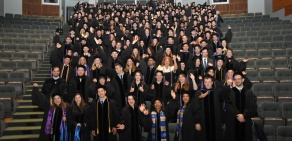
[0, 56, 51, 141]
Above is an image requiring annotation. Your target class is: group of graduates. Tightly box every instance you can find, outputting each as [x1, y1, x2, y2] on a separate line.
[31, 0, 258, 141]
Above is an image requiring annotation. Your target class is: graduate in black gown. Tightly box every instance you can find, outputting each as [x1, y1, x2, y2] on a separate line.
[195, 74, 223, 141]
[149, 71, 172, 107]
[223, 72, 257, 141]
[68, 65, 91, 103]
[88, 85, 119, 141]
[117, 95, 144, 141]
[60, 56, 75, 83]
[174, 92, 202, 141]
[129, 70, 150, 105]
[67, 92, 89, 141]
[32, 83, 68, 141]
[110, 63, 133, 110]
[42, 66, 67, 100]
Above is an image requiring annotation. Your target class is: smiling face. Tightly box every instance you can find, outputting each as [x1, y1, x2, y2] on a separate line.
[74, 94, 82, 106]
[127, 95, 135, 107]
[154, 100, 162, 111]
[182, 94, 190, 104]
[97, 88, 106, 98]
[53, 95, 62, 106]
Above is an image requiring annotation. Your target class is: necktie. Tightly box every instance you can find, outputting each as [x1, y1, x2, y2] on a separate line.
[204, 59, 207, 68]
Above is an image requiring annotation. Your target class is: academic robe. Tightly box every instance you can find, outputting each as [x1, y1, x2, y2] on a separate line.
[87, 83, 115, 103]
[174, 98, 202, 141]
[149, 82, 172, 107]
[118, 106, 143, 141]
[88, 98, 119, 141]
[129, 82, 150, 105]
[90, 66, 107, 80]
[110, 73, 133, 111]
[224, 87, 257, 141]
[195, 89, 223, 141]
[68, 77, 91, 103]
[32, 87, 68, 141]
[145, 66, 156, 85]
[41, 78, 67, 100]
[60, 65, 75, 83]
[67, 105, 89, 141]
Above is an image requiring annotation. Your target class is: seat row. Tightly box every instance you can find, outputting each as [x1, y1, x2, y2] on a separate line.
[0, 28, 55, 34]
[222, 24, 292, 32]
[224, 20, 290, 26]
[0, 71, 27, 97]
[230, 30, 292, 37]
[0, 32, 52, 40]
[247, 70, 292, 83]
[231, 35, 291, 43]
[3, 13, 63, 21]
[0, 23, 59, 29]
[230, 41, 292, 50]
[0, 44, 47, 54]
[0, 85, 18, 117]
[233, 50, 292, 59]
[0, 38, 50, 45]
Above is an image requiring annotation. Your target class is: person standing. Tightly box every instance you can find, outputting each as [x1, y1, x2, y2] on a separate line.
[224, 72, 257, 141]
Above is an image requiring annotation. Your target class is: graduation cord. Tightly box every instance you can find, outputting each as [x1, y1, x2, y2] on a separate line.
[96, 98, 111, 134]
[60, 65, 69, 82]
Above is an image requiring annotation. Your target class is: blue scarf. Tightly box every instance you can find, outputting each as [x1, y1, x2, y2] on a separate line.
[151, 111, 167, 141]
[74, 125, 81, 141]
[176, 106, 186, 141]
[60, 120, 68, 141]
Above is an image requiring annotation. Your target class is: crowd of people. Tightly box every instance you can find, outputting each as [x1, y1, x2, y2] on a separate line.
[32, 1, 258, 141]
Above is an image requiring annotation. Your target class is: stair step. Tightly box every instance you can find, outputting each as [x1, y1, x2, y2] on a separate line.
[18, 100, 33, 106]
[23, 94, 32, 100]
[34, 74, 50, 77]
[0, 134, 39, 140]
[31, 81, 44, 85]
[6, 118, 42, 127]
[16, 105, 40, 112]
[13, 111, 43, 119]
[3, 126, 40, 136]
[39, 67, 51, 71]
[32, 77, 49, 81]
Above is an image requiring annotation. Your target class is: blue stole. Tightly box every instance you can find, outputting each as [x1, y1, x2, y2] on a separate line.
[74, 125, 81, 141]
[151, 111, 167, 141]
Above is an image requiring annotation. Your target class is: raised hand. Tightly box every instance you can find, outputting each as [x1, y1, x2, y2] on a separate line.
[171, 90, 176, 99]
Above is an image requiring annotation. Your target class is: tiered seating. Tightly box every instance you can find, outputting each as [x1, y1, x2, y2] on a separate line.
[0, 13, 55, 118]
[224, 12, 292, 140]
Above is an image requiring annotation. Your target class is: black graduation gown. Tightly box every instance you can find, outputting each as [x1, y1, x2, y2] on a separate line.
[87, 83, 115, 103]
[224, 87, 257, 141]
[90, 66, 107, 80]
[129, 82, 150, 105]
[174, 98, 202, 141]
[87, 98, 119, 141]
[118, 106, 143, 141]
[68, 77, 91, 103]
[145, 66, 156, 85]
[195, 89, 223, 141]
[110, 73, 133, 111]
[32, 87, 68, 141]
[149, 82, 172, 107]
[60, 65, 75, 83]
[67, 105, 89, 141]
[41, 78, 67, 100]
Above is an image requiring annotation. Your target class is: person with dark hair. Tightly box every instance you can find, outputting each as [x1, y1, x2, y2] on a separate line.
[129, 70, 150, 105]
[110, 63, 133, 111]
[60, 56, 75, 83]
[68, 65, 91, 103]
[41, 66, 67, 100]
[223, 72, 257, 141]
[117, 95, 144, 141]
[32, 83, 68, 141]
[144, 57, 157, 85]
[67, 93, 89, 141]
[88, 85, 119, 141]
[173, 92, 202, 141]
[195, 74, 223, 141]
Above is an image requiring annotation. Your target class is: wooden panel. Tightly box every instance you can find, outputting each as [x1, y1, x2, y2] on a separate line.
[22, 0, 59, 16]
[273, 0, 283, 12]
[285, 4, 292, 16]
[215, 0, 247, 14]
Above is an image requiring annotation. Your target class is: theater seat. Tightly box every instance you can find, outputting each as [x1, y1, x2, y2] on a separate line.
[272, 59, 288, 70]
[0, 85, 17, 116]
[277, 126, 292, 141]
[274, 83, 292, 104]
[276, 70, 292, 82]
[168, 123, 176, 141]
[8, 72, 26, 96]
[260, 102, 284, 129]
[259, 70, 277, 82]
[282, 102, 292, 126]
[264, 125, 275, 141]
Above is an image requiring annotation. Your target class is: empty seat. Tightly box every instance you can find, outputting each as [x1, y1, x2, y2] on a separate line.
[8, 72, 25, 96]
[5, 13, 13, 18]
[0, 52, 13, 61]
[273, 35, 284, 42]
[274, 83, 292, 104]
[283, 41, 292, 50]
[235, 31, 246, 37]
[12, 52, 27, 61]
[246, 59, 256, 70]
[245, 50, 259, 59]
[272, 59, 289, 70]
[258, 31, 270, 36]
[264, 125, 275, 141]
[0, 62, 17, 72]
[277, 126, 292, 141]
[253, 83, 274, 106]
[258, 50, 272, 59]
[272, 25, 282, 31]
[233, 50, 245, 59]
[0, 72, 9, 85]
[253, 22, 262, 26]
[282, 102, 292, 126]
[285, 35, 292, 42]
[256, 42, 270, 50]
[168, 123, 176, 141]
[246, 31, 257, 37]
[271, 17, 279, 21]
[256, 59, 272, 70]
[4, 44, 18, 52]
[261, 102, 284, 129]
[261, 36, 272, 42]
[259, 70, 276, 82]
[17, 45, 31, 52]
[0, 102, 4, 119]
[241, 26, 250, 31]
[273, 50, 287, 59]
[272, 21, 282, 25]
[27, 53, 41, 61]
[244, 42, 257, 50]
[246, 70, 259, 82]
[276, 70, 292, 82]
[270, 42, 283, 50]
[0, 85, 17, 116]
[230, 43, 244, 50]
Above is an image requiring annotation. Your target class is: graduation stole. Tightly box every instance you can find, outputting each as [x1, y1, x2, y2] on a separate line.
[151, 111, 167, 141]
[45, 107, 67, 138]
[60, 65, 70, 82]
[96, 99, 111, 134]
[176, 106, 186, 141]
